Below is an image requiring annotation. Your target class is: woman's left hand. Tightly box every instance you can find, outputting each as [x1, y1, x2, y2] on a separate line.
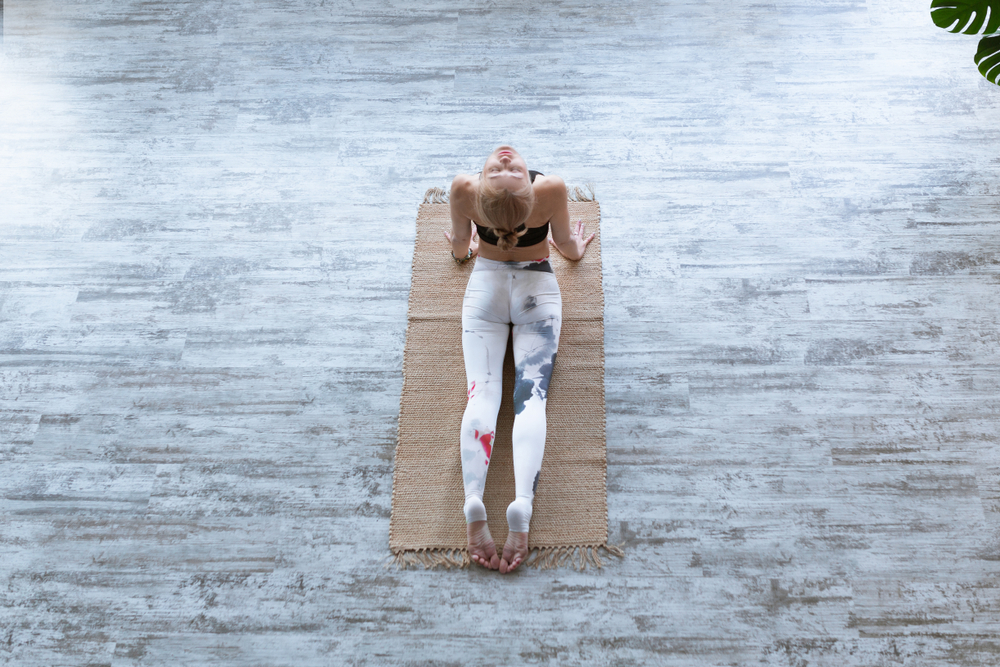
[444, 226, 479, 258]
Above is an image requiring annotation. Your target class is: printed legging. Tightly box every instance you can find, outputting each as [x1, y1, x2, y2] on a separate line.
[460, 256, 562, 533]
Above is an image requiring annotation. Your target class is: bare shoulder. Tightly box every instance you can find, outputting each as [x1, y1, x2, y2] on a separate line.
[445, 175, 476, 221]
[533, 174, 566, 213]
[534, 174, 566, 198]
[450, 173, 476, 199]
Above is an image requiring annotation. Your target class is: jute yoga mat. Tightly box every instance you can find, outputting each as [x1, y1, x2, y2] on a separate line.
[389, 186, 624, 571]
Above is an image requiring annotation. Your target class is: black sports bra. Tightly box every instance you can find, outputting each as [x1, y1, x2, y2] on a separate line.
[474, 170, 549, 247]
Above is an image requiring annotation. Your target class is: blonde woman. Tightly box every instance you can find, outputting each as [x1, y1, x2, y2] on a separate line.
[444, 145, 595, 573]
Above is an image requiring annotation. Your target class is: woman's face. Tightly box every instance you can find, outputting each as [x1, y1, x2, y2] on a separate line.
[482, 145, 529, 192]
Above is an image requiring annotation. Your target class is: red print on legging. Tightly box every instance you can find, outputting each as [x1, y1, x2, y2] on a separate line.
[467, 381, 476, 401]
[474, 429, 493, 464]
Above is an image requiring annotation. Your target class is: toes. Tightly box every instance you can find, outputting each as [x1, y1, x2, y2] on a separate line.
[499, 556, 523, 574]
[470, 550, 501, 570]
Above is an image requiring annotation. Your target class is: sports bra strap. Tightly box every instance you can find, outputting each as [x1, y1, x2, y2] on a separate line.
[476, 221, 549, 247]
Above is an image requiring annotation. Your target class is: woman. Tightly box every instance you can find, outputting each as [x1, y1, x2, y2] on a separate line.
[444, 145, 595, 573]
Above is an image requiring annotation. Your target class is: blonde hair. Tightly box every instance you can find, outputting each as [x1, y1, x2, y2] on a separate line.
[474, 174, 536, 252]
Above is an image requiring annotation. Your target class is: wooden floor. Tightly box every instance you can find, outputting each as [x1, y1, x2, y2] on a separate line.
[3, 0, 1000, 664]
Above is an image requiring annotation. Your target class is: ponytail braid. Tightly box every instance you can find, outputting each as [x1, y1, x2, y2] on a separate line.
[474, 172, 536, 251]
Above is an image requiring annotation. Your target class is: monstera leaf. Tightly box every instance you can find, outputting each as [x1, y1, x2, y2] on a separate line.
[931, 0, 1000, 34]
[976, 34, 1000, 83]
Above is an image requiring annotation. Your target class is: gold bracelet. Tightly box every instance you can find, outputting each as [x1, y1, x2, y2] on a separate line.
[451, 249, 473, 264]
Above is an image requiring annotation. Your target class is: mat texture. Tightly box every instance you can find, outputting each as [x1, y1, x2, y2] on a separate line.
[388, 186, 623, 571]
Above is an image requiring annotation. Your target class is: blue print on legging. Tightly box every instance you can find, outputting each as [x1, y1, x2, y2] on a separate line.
[513, 317, 558, 415]
[522, 259, 553, 273]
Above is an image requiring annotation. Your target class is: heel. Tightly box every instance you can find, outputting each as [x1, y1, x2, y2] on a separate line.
[464, 496, 487, 524]
[506, 496, 533, 533]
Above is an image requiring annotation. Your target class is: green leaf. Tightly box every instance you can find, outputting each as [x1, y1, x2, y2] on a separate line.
[931, 0, 1000, 34]
[975, 34, 1000, 84]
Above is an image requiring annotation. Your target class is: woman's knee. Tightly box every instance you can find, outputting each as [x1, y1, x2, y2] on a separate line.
[464, 381, 503, 419]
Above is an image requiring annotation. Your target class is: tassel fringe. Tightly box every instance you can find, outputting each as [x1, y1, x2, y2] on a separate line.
[386, 542, 624, 572]
[422, 182, 596, 205]
[567, 182, 596, 202]
[423, 187, 449, 204]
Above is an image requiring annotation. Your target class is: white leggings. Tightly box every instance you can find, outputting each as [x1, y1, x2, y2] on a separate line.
[460, 256, 562, 533]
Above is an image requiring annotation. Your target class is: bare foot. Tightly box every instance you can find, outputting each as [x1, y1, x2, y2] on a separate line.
[467, 520, 500, 570]
[499, 531, 529, 574]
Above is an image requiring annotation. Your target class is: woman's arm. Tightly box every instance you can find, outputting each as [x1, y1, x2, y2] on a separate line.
[546, 176, 595, 261]
[444, 174, 479, 259]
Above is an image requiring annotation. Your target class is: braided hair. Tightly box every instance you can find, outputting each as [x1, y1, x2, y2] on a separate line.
[474, 174, 536, 252]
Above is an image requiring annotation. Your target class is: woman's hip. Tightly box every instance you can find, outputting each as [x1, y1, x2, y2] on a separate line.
[463, 258, 561, 325]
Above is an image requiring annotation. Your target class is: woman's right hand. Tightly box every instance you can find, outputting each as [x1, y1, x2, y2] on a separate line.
[549, 219, 595, 261]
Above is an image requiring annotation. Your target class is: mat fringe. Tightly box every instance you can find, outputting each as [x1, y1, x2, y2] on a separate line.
[423, 182, 595, 205]
[567, 182, 596, 202]
[386, 542, 624, 571]
[422, 187, 449, 204]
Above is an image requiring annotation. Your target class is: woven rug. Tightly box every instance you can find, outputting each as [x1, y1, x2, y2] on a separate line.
[388, 185, 623, 571]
